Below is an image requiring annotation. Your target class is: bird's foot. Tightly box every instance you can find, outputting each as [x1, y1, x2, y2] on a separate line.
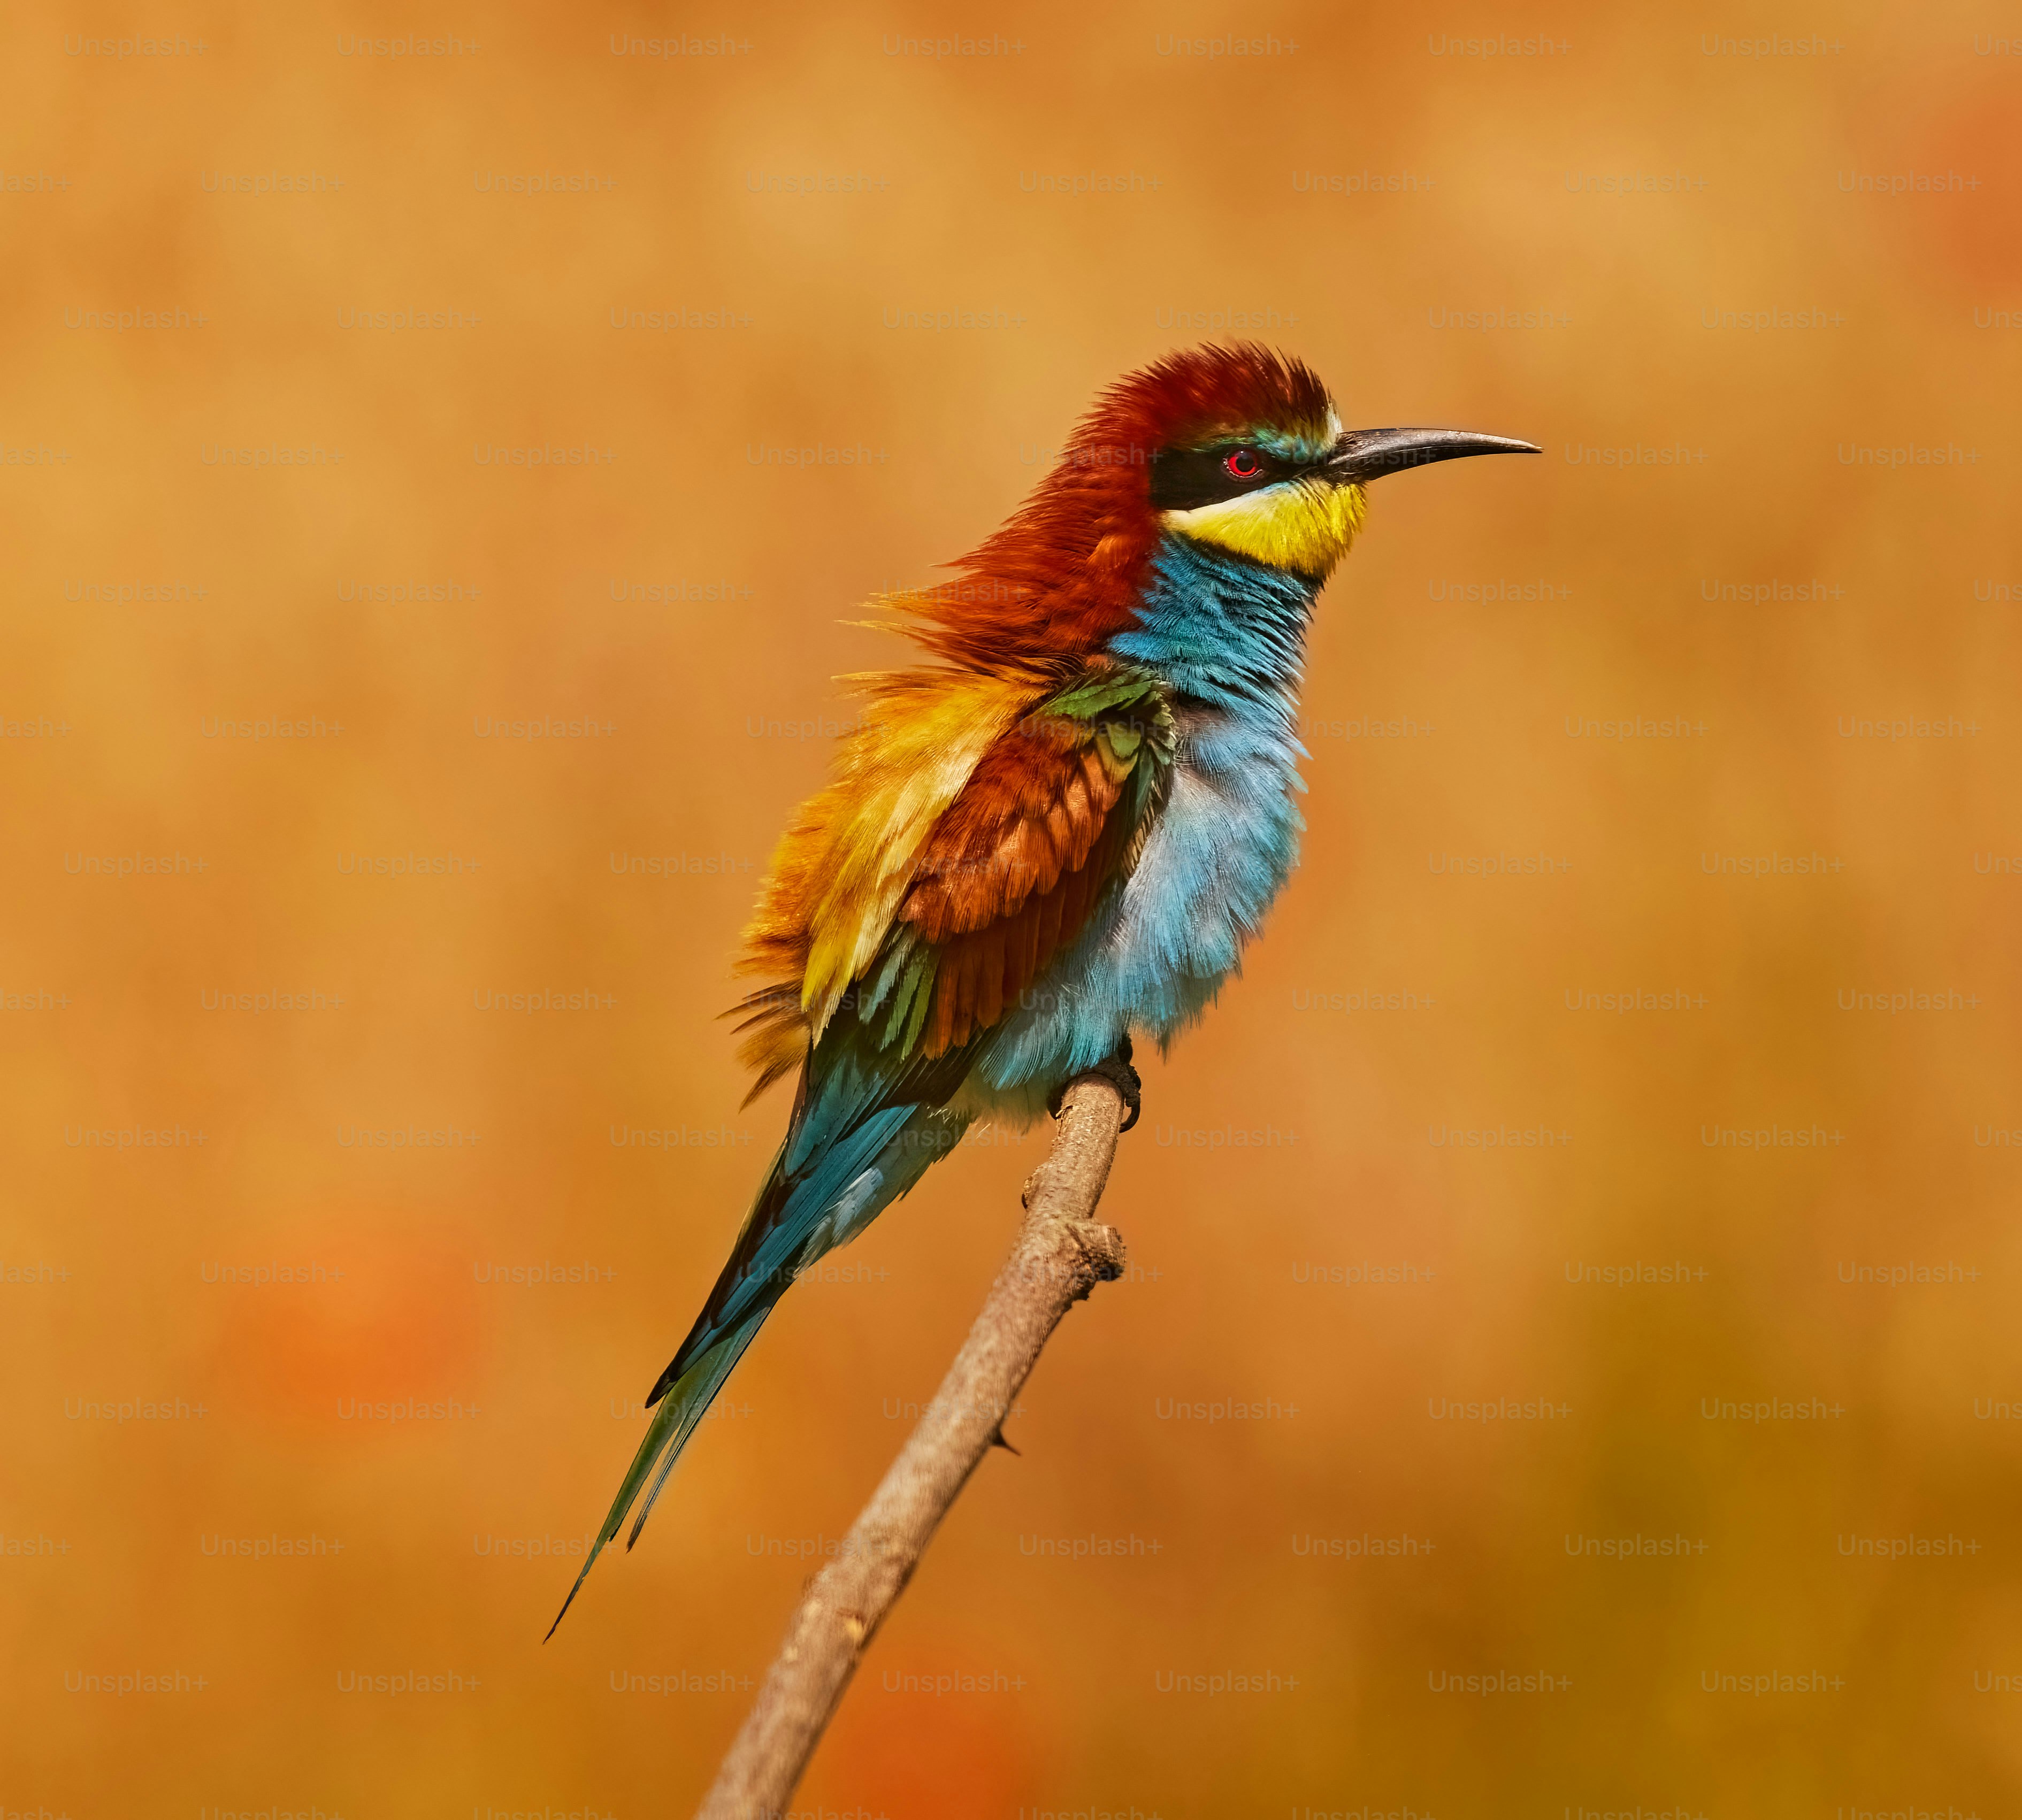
[1048, 1034, 1140, 1134]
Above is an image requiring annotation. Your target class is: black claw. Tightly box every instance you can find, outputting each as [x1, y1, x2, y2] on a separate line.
[1109, 1061, 1142, 1133]
[1048, 1036, 1142, 1133]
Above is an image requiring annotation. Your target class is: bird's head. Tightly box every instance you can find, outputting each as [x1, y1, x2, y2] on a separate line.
[900, 341, 1536, 675]
[1130, 343, 1537, 578]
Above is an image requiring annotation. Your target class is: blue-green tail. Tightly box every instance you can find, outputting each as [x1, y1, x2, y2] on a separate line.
[545, 1310, 769, 1639]
[546, 1037, 974, 1637]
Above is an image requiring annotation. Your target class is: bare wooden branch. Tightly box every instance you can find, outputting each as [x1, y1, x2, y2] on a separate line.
[695, 1071, 1133, 1820]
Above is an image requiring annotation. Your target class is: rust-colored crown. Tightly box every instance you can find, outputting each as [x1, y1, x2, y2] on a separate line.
[892, 343, 1331, 677]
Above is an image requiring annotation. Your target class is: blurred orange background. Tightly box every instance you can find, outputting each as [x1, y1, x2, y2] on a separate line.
[6, 1, 2021, 1813]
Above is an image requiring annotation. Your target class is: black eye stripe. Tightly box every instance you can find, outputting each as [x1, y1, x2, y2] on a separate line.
[1148, 444, 1300, 511]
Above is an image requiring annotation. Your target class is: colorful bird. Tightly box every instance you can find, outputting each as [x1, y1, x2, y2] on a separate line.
[549, 342, 1535, 1633]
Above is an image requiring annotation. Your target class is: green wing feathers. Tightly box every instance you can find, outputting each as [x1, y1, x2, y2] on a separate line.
[728, 660, 1173, 1080]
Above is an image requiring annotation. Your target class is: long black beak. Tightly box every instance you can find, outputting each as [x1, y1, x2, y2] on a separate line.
[1324, 426, 1540, 485]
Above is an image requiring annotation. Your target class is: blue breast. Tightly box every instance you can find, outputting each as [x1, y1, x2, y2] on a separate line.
[964, 534, 1318, 1104]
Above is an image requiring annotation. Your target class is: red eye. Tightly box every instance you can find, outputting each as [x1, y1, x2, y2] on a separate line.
[1223, 449, 1263, 480]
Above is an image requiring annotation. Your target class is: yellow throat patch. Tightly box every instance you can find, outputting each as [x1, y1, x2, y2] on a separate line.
[1160, 475, 1367, 578]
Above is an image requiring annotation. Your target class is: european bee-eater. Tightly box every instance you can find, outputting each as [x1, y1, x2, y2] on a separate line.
[550, 342, 1534, 1632]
